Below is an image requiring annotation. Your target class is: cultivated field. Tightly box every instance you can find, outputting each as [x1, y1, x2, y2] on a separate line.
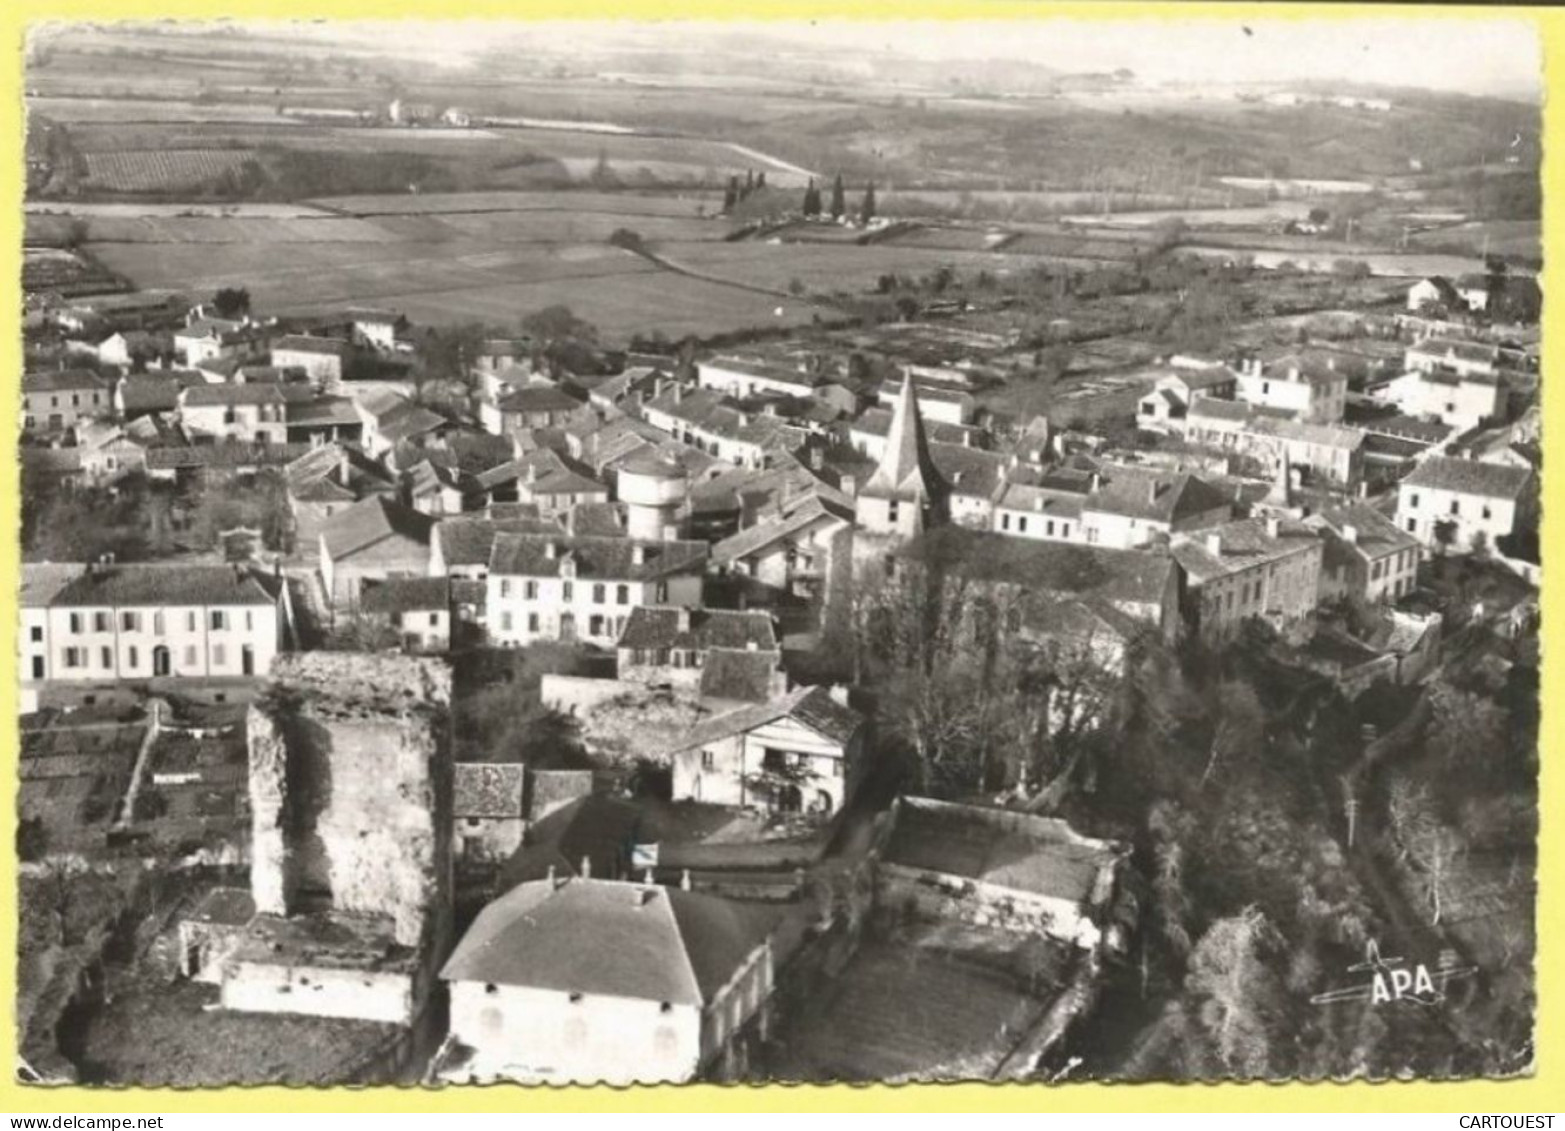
[310, 190, 716, 217]
[81, 149, 259, 193]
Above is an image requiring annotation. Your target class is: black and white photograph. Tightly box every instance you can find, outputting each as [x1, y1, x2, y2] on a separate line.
[16, 15, 1540, 1089]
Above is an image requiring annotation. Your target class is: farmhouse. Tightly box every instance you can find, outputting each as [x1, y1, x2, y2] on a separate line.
[481, 384, 592, 435]
[438, 877, 775, 1085]
[359, 576, 482, 652]
[667, 684, 864, 815]
[1405, 337, 1500, 381]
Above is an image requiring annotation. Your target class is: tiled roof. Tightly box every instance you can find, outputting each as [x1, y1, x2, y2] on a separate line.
[271, 335, 351, 357]
[563, 502, 629, 537]
[1410, 338, 1499, 365]
[710, 494, 851, 564]
[182, 384, 285, 407]
[496, 385, 585, 414]
[452, 762, 526, 819]
[1170, 517, 1322, 583]
[21, 563, 88, 606]
[1401, 456, 1532, 499]
[617, 607, 778, 652]
[24, 369, 109, 394]
[1084, 466, 1231, 525]
[287, 396, 362, 427]
[117, 372, 204, 414]
[1306, 503, 1420, 561]
[928, 442, 1006, 500]
[529, 468, 609, 498]
[666, 685, 861, 755]
[321, 496, 435, 561]
[443, 877, 773, 1006]
[360, 576, 454, 615]
[377, 403, 451, 444]
[434, 516, 553, 568]
[489, 533, 707, 582]
[993, 481, 1086, 518]
[144, 443, 311, 470]
[50, 564, 280, 608]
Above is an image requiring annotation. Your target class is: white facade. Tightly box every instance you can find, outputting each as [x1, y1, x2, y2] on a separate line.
[1396, 480, 1525, 551]
[44, 601, 281, 681]
[486, 573, 703, 649]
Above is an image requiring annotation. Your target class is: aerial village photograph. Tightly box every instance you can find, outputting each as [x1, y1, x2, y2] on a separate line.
[13, 13, 1541, 1092]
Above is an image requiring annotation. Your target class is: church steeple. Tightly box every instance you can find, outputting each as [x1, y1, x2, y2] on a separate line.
[856, 375, 948, 537]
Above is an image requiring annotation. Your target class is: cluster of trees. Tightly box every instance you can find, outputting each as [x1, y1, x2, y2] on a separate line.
[721, 169, 770, 214]
[836, 554, 1128, 801]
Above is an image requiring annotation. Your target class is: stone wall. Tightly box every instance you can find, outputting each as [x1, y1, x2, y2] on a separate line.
[246, 653, 452, 948]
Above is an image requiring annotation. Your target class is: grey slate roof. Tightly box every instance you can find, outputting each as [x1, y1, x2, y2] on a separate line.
[1401, 456, 1532, 499]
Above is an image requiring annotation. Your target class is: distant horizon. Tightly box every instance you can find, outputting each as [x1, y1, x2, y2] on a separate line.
[31, 17, 1543, 103]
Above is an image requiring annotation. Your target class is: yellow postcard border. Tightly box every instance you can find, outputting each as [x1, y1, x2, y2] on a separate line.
[0, 0, 1558, 1113]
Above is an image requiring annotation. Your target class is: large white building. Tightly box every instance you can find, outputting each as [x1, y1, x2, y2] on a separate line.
[30, 563, 290, 685]
[1396, 457, 1534, 552]
[486, 533, 708, 648]
[439, 877, 774, 1084]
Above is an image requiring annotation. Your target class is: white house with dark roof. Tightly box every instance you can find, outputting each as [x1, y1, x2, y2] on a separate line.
[1135, 365, 1239, 431]
[177, 383, 288, 444]
[666, 684, 864, 816]
[486, 533, 708, 648]
[1395, 456, 1534, 551]
[1079, 466, 1233, 550]
[438, 876, 775, 1084]
[38, 563, 290, 683]
[1405, 337, 1501, 381]
[1379, 366, 1504, 432]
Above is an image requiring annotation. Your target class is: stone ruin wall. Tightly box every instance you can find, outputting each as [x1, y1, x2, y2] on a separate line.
[247, 653, 452, 948]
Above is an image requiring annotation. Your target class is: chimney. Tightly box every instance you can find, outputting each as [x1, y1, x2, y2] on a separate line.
[580, 855, 591, 879]
[632, 544, 648, 566]
[1205, 532, 1222, 556]
[547, 864, 558, 887]
[544, 541, 558, 560]
[1090, 472, 1101, 494]
[829, 684, 851, 706]
[637, 884, 656, 906]
[1266, 516, 1281, 539]
[681, 869, 692, 892]
[676, 606, 691, 632]
[672, 385, 684, 405]
[1288, 365, 1301, 381]
[1148, 480, 1161, 504]
[1341, 523, 1359, 545]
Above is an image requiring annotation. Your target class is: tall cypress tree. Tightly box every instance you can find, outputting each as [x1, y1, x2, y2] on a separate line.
[723, 175, 739, 213]
[803, 178, 821, 217]
[830, 172, 846, 219]
[860, 181, 877, 226]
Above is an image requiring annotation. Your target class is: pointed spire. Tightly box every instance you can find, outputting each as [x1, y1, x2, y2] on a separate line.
[863, 375, 945, 503]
